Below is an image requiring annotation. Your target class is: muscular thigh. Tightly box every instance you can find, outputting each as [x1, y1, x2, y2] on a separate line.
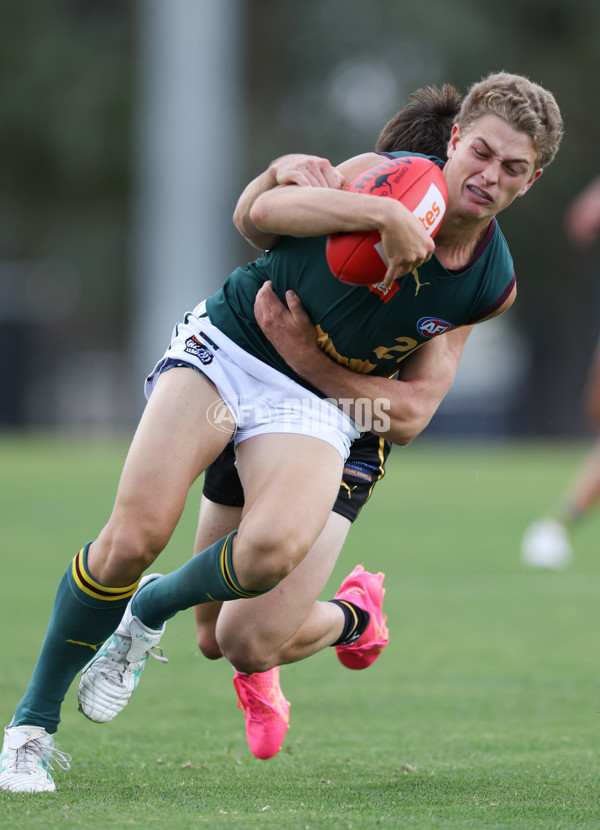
[235, 433, 344, 553]
[109, 368, 233, 538]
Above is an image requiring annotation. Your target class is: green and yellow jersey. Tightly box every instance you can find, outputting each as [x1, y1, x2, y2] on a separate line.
[206, 153, 514, 395]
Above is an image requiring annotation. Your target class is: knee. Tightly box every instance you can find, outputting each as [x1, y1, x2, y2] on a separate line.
[234, 525, 309, 592]
[93, 519, 170, 583]
[199, 644, 223, 661]
[196, 628, 223, 661]
[220, 633, 276, 674]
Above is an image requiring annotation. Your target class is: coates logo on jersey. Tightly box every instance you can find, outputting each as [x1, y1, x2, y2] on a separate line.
[368, 278, 399, 303]
[417, 317, 453, 338]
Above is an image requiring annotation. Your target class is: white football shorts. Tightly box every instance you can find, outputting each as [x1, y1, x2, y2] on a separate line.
[144, 300, 360, 461]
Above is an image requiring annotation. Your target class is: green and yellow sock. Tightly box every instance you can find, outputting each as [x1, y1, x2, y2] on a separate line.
[132, 531, 273, 630]
[12, 543, 139, 733]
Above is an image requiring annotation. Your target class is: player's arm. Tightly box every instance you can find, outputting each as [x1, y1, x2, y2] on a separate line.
[249, 152, 434, 284]
[564, 175, 600, 248]
[233, 154, 346, 250]
[254, 280, 468, 445]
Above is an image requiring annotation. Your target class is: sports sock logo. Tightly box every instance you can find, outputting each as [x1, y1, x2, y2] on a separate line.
[66, 639, 100, 651]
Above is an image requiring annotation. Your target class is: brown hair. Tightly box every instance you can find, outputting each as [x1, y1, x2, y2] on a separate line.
[457, 71, 563, 169]
[375, 84, 462, 161]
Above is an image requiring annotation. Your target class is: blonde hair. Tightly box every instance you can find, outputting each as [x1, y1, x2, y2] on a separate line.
[457, 71, 563, 169]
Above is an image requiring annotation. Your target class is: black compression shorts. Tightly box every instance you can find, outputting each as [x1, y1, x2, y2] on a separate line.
[202, 431, 392, 523]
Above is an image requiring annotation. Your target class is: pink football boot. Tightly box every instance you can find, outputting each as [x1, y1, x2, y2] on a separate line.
[233, 666, 290, 759]
[334, 565, 389, 670]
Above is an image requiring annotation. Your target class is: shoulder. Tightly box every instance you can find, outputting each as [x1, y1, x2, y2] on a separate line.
[477, 280, 516, 322]
[336, 152, 385, 181]
[378, 150, 445, 169]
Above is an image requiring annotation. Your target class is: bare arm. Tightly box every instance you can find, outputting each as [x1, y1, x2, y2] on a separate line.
[249, 152, 434, 286]
[254, 281, 469, 445]
[564, 175, 600, 249]
[233, 154, 346, 250]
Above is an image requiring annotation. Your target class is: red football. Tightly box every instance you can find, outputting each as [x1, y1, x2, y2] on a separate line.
[326, 155, 448, 285]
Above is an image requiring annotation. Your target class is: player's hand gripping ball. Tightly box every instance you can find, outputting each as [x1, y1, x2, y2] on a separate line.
[326, 156, 448, 285]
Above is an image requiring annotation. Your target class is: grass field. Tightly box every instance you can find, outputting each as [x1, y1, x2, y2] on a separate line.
[1, 434, 599, 828]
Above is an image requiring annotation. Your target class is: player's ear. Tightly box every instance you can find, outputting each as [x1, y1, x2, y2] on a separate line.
[518, 168, 543, 197]
[446, 124, 461, 159]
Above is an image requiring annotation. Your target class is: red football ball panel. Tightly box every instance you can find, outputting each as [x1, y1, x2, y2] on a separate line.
[326, 156, 447, 286]
[325, 230, 385, 285]
[326, 229, 384, 283]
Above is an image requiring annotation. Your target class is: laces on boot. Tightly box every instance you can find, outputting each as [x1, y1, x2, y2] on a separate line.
[6, 739, 71, 775]
[146, 647, 168, 664]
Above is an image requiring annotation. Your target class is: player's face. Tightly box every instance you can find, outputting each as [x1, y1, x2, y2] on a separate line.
[444, 114, 542, 221]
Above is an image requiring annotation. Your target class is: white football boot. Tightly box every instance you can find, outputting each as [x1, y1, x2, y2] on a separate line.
[78, 574, 168, 723]
[0, 725, 71, 793]
[520, 517, 573, 569]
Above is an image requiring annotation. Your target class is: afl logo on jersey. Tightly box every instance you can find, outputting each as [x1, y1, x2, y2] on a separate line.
[417, 317, 453, 338]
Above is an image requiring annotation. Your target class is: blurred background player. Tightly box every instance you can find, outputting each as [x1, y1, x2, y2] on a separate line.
[521, 174, 600, 568]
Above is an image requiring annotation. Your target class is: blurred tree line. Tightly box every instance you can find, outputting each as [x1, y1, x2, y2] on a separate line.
[1, 0, 599, 434]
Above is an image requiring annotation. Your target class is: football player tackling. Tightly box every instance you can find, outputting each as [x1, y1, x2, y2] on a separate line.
[0, 71, 562, 792]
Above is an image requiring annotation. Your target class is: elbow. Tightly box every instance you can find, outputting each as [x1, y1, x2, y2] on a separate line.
[248, 193, 271, 231]
[393, 432, 415, 447]
[232, 203, 247, 236]
[389, 427, 420, 447]
[235, 201, 279, 250]
[386, 412, 433, 446]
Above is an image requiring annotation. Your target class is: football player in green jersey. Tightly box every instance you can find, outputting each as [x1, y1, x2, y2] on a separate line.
[190, 85, 467, 760]
[1, 72, 563, 792]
